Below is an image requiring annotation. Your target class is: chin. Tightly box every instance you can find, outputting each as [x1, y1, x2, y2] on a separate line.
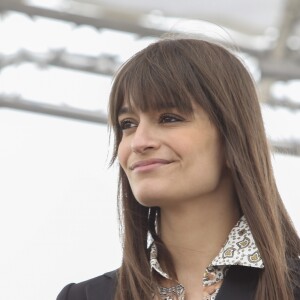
[135, 196, 161, 208]
[133, 189, 165, 208]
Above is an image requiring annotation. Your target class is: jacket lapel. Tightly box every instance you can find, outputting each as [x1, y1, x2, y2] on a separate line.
[216, 266, 260, 300]
[86, 266, 261, 300]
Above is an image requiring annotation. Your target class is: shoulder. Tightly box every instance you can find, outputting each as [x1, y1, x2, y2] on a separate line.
[56, 270, 118, 300]
[289, 257, 300, 299]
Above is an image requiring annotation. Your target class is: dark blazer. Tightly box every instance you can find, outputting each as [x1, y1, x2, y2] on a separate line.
[57, 266, 263, 300]
[57, 259, 300, 300]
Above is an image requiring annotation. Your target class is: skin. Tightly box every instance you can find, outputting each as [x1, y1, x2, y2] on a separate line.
[117, 102, 241, 299]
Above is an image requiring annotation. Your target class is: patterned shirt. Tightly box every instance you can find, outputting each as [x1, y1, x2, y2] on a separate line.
[150, 216, 264, 300]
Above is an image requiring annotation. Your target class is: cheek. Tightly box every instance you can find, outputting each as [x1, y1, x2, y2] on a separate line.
[192, 134, 225, 174]
[207, 139, 226, 180]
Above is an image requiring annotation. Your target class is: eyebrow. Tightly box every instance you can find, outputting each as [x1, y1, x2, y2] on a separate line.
[118, 106, 133, 117]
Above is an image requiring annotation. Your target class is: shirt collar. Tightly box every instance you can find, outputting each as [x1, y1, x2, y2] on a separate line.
[211, 215, 264, 268]
[150, 215, 264, 279]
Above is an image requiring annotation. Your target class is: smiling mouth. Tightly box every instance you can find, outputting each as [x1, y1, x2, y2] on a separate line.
[130, 159, 172, 172]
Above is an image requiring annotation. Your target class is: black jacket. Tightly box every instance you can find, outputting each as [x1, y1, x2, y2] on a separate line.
[57, 260, 300, 300]
[56, 266, 265, 300]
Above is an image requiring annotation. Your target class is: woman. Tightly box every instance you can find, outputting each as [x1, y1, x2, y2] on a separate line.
[57, 38, 300, 300]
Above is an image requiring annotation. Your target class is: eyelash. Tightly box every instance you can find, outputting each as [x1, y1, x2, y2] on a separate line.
[119, 119, 136, 130]
[119, 113, 183, 130]
[159, 113, 183, 123]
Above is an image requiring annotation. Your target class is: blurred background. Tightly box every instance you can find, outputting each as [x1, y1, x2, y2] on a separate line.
[0, 0, 299, 299]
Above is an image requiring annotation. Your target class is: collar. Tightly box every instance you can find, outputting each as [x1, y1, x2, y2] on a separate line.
[150, 215, 264, 280]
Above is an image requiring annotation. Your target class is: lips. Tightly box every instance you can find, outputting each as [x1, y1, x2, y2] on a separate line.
[129, 158, 172, 171]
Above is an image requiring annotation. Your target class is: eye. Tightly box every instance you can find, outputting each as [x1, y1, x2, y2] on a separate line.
[119, 119, 137, 130]
[159, 113, 184, 123]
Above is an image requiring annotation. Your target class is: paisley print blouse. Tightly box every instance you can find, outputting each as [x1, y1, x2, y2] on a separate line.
[150, 216, 264, 300]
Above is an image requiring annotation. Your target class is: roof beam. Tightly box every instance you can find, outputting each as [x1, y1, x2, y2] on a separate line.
[0, 0, 164, 37]
[0, 0, 271, 58]
[0, 95, 107, 124]
[1, 49, 300, 81]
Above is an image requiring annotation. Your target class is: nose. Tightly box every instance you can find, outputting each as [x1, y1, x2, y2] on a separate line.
[130, 122, 160, 154]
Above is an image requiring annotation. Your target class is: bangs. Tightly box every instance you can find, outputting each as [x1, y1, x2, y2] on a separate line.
[109, 39, 211, 128]
[120, 61, 194, 115]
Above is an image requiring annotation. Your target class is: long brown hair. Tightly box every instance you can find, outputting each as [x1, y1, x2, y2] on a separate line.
[108, 38, 300, 300]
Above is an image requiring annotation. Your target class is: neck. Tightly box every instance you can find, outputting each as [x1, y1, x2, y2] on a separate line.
[159, 174, 241, 283]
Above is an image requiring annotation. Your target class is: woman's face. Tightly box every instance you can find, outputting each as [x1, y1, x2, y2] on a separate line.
[117, 102, 228, 208]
